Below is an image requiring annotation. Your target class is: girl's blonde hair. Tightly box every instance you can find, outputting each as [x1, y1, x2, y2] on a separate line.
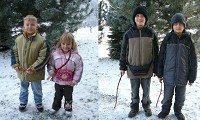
[57, 32, 77, 51]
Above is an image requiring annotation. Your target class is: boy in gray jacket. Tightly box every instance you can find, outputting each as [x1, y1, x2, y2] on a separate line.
[119, 6, 159, 118]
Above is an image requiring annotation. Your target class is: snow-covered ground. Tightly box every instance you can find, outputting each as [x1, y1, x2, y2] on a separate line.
[0, 26, 199, 120]
[0, 27, 98, 120]
[98, 26, 200, 120]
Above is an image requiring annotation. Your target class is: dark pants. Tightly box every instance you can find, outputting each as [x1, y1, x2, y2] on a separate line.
[161, 84, 186, 114]
[52, 83, 73, 110]
[130, 78, 151, 110]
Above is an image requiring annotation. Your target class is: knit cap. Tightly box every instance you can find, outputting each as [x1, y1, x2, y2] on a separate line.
[133, 6, 148, 25]
[171, 13, 186, 28]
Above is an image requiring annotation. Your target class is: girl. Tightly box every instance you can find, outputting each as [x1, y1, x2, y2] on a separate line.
[47, 32, 83, 116]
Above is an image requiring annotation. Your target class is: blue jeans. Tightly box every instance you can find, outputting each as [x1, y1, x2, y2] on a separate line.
[19, 80, 43, 105]
[161, 84, 186, 114]
[130, 78, 151, 109]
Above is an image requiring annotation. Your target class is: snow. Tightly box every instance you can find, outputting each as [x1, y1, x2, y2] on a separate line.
[0, 27, 98, 120]
[0, 26, 199, 120]
[98, 27, 200, 120]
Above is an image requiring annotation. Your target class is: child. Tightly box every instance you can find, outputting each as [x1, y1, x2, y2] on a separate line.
[47, 32, 83, 116]
[119, 6, 159, 118]
[157, 13, 197, 120]
[11, 15, 50, 112]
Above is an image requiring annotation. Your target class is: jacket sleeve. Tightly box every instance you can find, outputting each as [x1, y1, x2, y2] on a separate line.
[10, 40, 19, 68]
[152, 32, 159, 74]
[188, 41, 197, 83]
[157, 36, 168, 78]
[72, 55, 83, 85]
[47, 52, 55, 73]
[32, 40, 51, 70]
[119, 32, 128, 71]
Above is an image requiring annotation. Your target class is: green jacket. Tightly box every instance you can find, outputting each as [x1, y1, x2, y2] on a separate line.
[11, 33, 50, 82]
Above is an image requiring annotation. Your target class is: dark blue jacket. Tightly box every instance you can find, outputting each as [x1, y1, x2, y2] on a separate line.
[157, 31, 197, 86]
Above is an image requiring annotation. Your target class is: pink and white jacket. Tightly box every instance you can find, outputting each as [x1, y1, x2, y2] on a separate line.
[47, 48, 83, 85]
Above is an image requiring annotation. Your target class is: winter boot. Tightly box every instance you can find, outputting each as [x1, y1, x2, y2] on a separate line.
[36, 104, 44, 112]
[128, 109, 139, 118]
[49, 109, 58, 115]
[144, 108, 152, 117]
[158, 111, 169, 119]
[64, 101, 72, 117]
[19, 104, 27, 112]
[175, 113, 185, 120]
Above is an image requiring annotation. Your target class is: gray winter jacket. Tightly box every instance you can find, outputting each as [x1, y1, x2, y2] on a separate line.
[157, 31, 197, 86]
[119, 25, 159, 79]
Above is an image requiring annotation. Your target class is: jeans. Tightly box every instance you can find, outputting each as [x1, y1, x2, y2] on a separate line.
[19, 80, 43, 105]
[161, 84, 186, 113]
[130, 78, 151, 109]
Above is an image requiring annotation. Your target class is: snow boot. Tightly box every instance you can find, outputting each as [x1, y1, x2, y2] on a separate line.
[19, 104, 27, 112]
[158, 111, 169, 119]
[64, 101, 72, 117]
[144, 108, 152, 117]
[175, 113, 185, 120]
[49, 109, 58, 115]
[128, 109, 139, 118]
[36, 104, 44, 112]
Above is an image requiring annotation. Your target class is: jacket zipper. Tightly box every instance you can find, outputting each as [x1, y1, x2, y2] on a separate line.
[139, 30, 141, 65]
[174, 37, 180, 85]
[23, 39, 29, 80]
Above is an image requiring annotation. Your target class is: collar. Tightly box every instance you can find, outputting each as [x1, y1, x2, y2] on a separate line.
[23, 31, 37, 41]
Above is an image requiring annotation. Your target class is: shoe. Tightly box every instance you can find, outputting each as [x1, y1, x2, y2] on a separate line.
[175, 113, 185, 120]
[158, 111, 169, 118]
[36, 104, 44, 112]
[64, 101, 72, 112]
[49, 109, 58, 115]
[65, 111, 72, 117]
[128, 109, 139, 118]
[144, 108, 152, 117]
[19, 104, 27, 112]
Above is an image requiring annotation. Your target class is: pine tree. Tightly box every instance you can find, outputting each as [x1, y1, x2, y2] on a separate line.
[0, 0, 93, 49]
[98, 0, 108, 43]
[106, 10, 130, 59]
[106, 0, 198, 59]
[106, 0, 151, 59]
[183, 0, 200, 57]
[0, 0, 15, 49]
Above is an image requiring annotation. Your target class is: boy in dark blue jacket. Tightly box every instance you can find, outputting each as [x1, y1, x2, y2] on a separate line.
[157, 13, 197, 120]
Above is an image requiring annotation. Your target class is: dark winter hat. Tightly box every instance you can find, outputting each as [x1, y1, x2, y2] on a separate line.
[133, 6, 148, 25]
[171, 13, 186, 28]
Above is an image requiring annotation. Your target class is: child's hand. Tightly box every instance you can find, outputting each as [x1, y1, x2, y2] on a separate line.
[26, 67, 36, 74]
[49, 71, 56, 77]
[15, 66, 21, 71]
[120, 70, 125, 76]
[188, 82, 193, 86]
[69, 81, 75, 86]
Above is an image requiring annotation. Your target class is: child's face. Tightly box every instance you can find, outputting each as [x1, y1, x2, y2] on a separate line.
[135, 14, 146, 28]
[23, 19, 38, 36]
[61, 42, 72, 53]
[173, 23, 184, 34]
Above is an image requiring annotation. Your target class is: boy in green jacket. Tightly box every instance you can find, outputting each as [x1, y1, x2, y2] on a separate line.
[11, 15, 50, 112]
